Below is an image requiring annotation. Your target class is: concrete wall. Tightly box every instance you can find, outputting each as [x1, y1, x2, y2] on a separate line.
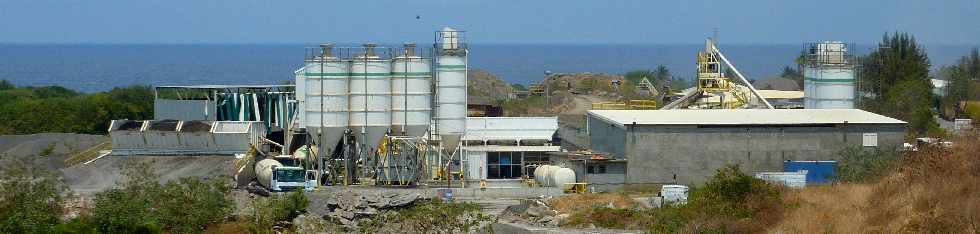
[587, 114, 906, 185]
[586, 116, 626, 159]
[622, 124, 905, 184]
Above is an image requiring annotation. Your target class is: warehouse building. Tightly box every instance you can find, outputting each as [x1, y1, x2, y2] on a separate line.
[586, 109, 906, 185]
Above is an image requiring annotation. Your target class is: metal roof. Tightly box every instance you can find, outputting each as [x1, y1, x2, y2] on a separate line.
[588, 109, 906, 126]
[155, 85, 294, 89]
[463, 117, 558, 141]
[461, 145, 560, 152]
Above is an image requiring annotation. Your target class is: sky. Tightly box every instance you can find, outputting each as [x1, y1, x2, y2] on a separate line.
[0, 0, 977, 45]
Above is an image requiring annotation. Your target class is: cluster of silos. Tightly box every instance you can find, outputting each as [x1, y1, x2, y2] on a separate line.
[293, 27, 467, 184]
[804, 42, 855, 109]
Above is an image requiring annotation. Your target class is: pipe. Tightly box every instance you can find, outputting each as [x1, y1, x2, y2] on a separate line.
[711, 43, 774, 109]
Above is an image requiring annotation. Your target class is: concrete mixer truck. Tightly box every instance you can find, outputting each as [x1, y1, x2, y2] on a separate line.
[254, 146, 318, 192]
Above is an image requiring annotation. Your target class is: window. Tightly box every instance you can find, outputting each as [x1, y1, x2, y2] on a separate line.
[587, 164, 607, 174]
[487, 151, 523, 179]
[862, 133, 878, 147]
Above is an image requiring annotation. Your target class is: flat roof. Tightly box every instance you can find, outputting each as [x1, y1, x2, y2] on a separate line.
[588, 109, 907, 126]
[155, 85, 294, 89]
[464, 117, 558, 141]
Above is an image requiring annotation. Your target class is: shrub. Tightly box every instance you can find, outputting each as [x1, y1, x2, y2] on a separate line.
[245, 190, 310, 234]
[90, 162, 232, 234]
[836, 147, 902, 183]
[0, 158, 69, 234]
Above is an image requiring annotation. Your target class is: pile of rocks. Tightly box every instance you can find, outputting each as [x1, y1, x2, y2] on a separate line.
[307, 189, 422, 228]
[500, 198, 569, 227]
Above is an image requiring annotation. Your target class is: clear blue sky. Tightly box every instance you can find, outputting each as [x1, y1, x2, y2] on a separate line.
[1, 0, 977, 45]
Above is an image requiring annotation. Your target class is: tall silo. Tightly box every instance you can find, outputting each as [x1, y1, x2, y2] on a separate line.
[301, 44, 350, 157]
[391, 43, 432, 136]
[804, 42, 855, 109]
[349, 44, 392, 150]
[434, 27, 467, 153]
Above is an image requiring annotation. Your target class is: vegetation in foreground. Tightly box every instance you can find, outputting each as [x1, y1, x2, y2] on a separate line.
[555, 165, 785, 233]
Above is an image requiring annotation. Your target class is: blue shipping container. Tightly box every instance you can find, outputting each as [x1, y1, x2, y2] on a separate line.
[783, 160, 837, 184]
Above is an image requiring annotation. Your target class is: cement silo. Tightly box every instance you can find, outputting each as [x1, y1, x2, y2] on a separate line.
[435, 27, 467, 153]
[349, 44, 392, 149]
[391, 43, 432, 136]
[804, 42, 855, 109]
[300, 44, 350, 157]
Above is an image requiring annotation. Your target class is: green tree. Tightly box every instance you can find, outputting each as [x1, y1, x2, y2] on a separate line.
[0, 159, 69, 234]
[510, 83, 527, 91]
[858, 32, 937, 135]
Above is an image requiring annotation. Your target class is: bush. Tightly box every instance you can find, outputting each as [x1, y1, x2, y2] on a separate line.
[836, 147, 903, 183]
[90, 162, 232, 234]
[245, 190, 310, 234]
[0, 158, 69, 234]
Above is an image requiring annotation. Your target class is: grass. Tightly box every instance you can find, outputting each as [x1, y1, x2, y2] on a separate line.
[772, 132, 980, 233]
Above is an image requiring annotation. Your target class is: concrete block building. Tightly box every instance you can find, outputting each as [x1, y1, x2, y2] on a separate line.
[586, 109, 906, 185]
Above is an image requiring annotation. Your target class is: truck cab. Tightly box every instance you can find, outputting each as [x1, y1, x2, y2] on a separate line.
[270, 166, 316, 192]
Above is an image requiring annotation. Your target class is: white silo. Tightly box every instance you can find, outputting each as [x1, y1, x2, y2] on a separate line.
[349, 44, 392, 149]
[391, 43, 432, 136]
[435, 27, 467, 154]
[804, 42, 855, 109]
[300, 44, 350, 157]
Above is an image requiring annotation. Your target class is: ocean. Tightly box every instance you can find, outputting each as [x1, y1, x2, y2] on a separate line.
[0, 44, 975, 93]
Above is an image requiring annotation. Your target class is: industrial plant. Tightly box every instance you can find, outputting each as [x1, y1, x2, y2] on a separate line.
[102, 27, 906, 196]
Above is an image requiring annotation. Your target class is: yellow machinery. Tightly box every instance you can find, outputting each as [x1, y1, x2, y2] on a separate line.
[564, 183, 588, 194]
[662, 38, 773, 110]
[591, 99, 658, 110]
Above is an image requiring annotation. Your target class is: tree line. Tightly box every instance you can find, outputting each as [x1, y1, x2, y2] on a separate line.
[0, 80, 153, 135]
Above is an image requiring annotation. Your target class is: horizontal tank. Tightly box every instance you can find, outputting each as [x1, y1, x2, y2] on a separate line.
[391, 43, 432, 136]
[534, 165, 556, 186]
[255, 158, 283, 188]
[533, 165, 576, 187]
[349, 44, 391, 149]
[552, 167, 576, 188]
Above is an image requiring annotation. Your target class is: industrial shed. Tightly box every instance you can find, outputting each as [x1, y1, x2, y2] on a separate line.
[586, 109, 906, 185]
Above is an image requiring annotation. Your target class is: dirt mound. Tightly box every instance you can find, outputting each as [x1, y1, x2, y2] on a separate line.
[116, 120, 143, 131]
[468, 69, 514, 103]
[61, 155, 237, 195]
[181, 121, 212, 132]
[147, 119, 180, 131]
[0, 133, 107, 172]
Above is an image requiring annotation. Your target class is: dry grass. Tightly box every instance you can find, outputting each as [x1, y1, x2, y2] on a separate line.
[773, 184, 875, 233]
[773, 133, 980, 233]
[549, 193, 637, 215]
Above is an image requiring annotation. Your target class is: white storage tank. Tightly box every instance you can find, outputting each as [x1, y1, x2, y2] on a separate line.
[391, 43, 432, 136]
[350, 44, 392, 149]
[804, 41, 855, 109]
[552, 167, 576, 188]
[533, 165, 576, 187]
[301, 44, 350, 156]
[435, 27, 467, 153]
[255, 158, 283, 188]
[534, 165, 556, 186]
